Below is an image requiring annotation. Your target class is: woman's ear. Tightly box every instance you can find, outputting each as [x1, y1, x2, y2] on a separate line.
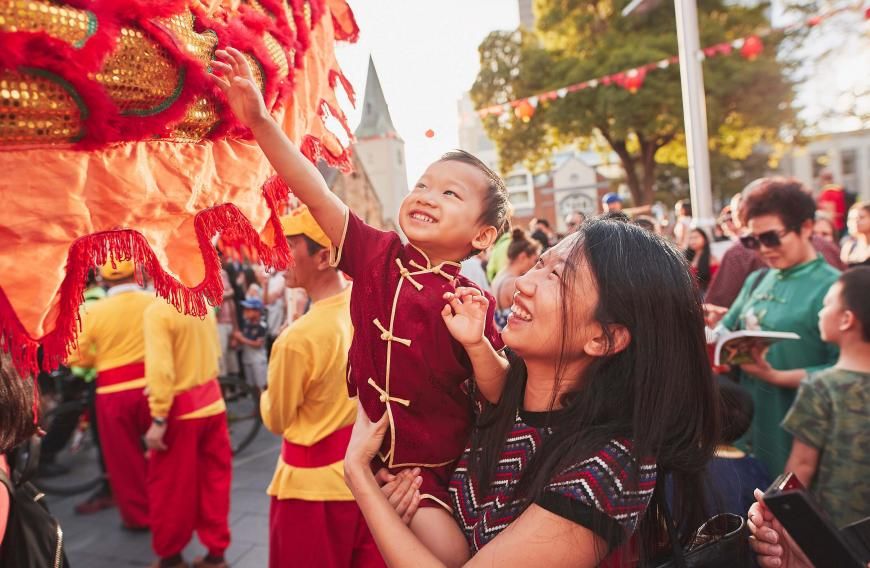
[583, 324, 631, 357]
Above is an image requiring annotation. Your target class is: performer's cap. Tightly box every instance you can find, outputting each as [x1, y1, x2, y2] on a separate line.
[99, 258, 136, 281]
[280, 205, 331, 249]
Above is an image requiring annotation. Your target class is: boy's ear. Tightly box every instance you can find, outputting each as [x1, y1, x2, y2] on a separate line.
[472, 226, 498, 252]
[841, 310, 857, 333]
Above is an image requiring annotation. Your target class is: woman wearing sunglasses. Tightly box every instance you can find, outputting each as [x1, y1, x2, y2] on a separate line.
[712, 178, 840, 477]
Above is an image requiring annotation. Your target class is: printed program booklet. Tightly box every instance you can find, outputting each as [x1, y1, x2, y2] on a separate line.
[707, 329, 800, 366]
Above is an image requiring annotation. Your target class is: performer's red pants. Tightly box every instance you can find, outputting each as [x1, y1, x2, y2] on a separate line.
[148, 412, 232, 558]
[95, 388, 150, 527]
[269, 497, 385, 568]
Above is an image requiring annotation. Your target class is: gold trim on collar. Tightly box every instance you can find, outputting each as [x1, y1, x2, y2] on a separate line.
[408, 243, 462, 271]
[408, 259, 456, 282]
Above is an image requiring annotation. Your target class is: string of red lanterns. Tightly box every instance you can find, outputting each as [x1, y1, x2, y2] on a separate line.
[476, 6, 860, 121]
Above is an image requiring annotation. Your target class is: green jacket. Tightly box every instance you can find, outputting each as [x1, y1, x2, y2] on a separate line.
[722, 256, 840, 474]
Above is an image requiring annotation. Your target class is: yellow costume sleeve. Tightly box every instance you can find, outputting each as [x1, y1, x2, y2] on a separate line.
[67, 310, 97, 369]
[260, 339, 311, 436]
[144, 304, 176, 418]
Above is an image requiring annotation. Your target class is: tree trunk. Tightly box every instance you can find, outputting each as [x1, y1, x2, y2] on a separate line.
[638, 138, 658, 206]
[599, 129, 642, 205]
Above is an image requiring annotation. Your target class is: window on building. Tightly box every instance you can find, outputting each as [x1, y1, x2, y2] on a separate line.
[397, 150, 403, 166]
[841, 149, 857, 176]
[811, 152, 829, 178]
[505, 173, 534, 209]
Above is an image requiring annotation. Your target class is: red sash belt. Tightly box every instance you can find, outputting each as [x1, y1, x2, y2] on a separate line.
[96, 361, 145, 389]
[169, 378, 222, 419]
[281, 425, 353, 468]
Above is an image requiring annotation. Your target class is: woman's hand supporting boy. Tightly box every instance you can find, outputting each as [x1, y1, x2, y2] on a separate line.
[211, 48, 347, 246]
[442, 286, 508, 404]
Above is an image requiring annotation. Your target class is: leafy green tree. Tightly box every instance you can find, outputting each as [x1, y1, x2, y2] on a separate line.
[471, 0, 798, 205]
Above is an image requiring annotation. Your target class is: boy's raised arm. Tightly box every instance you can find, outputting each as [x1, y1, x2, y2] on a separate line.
[211, 47, 346, 245]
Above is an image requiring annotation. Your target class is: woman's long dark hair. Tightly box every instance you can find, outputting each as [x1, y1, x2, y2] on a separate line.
[0, 352, 37, 453]
[470, 214, 719, 563]
[685, 228, 712, 289]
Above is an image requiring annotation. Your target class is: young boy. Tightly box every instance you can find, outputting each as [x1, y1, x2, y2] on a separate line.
[782, 267, 870, 528]
[212, 48, 510, 563]
[234, 298, 268, 390]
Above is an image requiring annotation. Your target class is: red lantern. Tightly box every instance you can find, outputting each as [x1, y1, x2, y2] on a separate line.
[514, 99, 535, 122]
[623, 68, 646, 94]
[424, 129, 435, 138]
[740, 35, 763, 60]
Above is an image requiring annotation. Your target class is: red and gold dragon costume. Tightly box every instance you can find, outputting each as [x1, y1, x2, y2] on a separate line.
[0, 0, 359, 376]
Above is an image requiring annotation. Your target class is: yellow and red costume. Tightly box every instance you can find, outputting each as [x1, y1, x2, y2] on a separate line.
[263, 285, 382, 567]
[331, 209, 504, 510]
[143, 300, 230, 560]
[67, 270, 154, 528]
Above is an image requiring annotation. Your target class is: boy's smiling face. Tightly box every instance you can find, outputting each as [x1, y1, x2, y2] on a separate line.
[398, 160, 497, 264]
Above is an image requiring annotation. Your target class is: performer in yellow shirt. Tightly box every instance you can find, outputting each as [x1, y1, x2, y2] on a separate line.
[67, 258, 153, 530]
[143, 298, 230, 568]
[262, 206, 384, 568]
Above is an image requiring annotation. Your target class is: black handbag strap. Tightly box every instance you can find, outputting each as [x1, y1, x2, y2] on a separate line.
[656, 474, 687, 568]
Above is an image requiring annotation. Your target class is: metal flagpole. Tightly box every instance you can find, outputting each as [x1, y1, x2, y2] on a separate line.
[673, 0, 715, 230]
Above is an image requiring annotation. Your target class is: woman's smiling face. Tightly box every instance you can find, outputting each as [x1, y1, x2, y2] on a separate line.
[502, 233, 600, 363]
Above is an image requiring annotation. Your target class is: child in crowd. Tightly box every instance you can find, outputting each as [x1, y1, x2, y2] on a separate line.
[782, 267, 870, 527]
[705, 377, 771, 517]
[212, 48, 509, 562]
[234, 298, 268, 390]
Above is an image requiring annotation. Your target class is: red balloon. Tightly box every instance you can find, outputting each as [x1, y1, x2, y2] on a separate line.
[425, 129, 435, 138]
[740, 35, 763, 60]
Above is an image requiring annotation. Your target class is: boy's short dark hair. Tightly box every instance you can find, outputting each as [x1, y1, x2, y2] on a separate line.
[840, 267, 870, 341]
[438, 150, 511, 243]
[717, 377, 754, 444]
[740, 177, 816, 230]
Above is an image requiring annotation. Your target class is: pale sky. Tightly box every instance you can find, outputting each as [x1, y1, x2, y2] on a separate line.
[332, 1, 868, 188]
[335, 1, 519, 185]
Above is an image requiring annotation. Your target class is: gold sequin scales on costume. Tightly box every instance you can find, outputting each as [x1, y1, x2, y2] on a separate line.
[96, 27, 180, 116]
[0, 1, 96, 47]
[0, 69, 82, 145]
[171, 96, 218, 141]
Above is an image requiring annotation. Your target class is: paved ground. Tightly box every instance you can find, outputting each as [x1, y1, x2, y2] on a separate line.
[44, 428, 280, 567]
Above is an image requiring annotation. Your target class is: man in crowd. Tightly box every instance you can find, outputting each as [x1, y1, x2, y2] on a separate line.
[564, 211, 586, 233]
[262, 206, 383, 568]
[529, 218, 556, 251]
[144, 297, 231, 568]
[601, 192, 623, 214]
[67, 258, 152, 530]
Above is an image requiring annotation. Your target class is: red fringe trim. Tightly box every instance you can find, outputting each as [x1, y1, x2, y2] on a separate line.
[0, 177, 293, 379]
[329, 68, 356, 107]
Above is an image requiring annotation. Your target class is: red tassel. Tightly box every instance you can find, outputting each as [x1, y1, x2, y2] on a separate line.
[0, 178, 294, 379]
